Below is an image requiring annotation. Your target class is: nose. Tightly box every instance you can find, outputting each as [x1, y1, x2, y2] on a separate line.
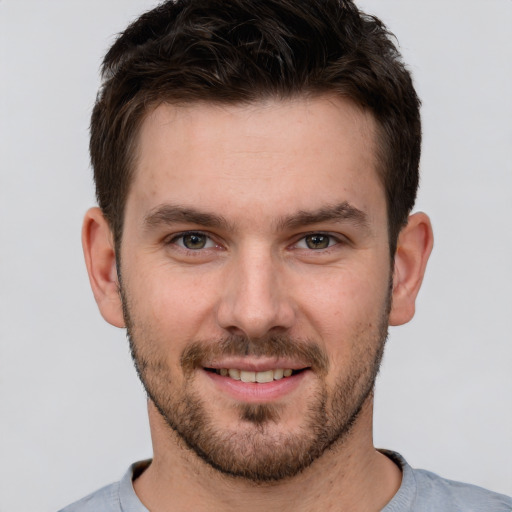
[215, 246, 296, 338]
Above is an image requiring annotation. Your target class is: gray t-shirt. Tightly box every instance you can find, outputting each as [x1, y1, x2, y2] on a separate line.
[59, 451, 512, 511]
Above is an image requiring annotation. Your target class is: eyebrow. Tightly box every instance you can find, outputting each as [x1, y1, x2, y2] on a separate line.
[144, 204, 233, 231]
[276, 201, 370, 231]
[143, 201, 369, 233]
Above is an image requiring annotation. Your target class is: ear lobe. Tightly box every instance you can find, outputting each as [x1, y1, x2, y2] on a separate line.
[389, 212, 433, 326]
[82, 207, 125, 328]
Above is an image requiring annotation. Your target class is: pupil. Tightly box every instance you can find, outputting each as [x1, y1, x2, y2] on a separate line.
[306, 234, 329, 249]
[184, 233, 206, 249]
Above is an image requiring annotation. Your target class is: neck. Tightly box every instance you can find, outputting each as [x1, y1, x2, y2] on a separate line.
[134, 398, 402, 512]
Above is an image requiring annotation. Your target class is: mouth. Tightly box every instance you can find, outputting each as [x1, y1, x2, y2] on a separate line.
[201, 363, 311, 402]
[204, 367, 307, 383]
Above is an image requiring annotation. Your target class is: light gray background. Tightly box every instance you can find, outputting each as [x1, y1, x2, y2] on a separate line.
[1, 1, 511, 511]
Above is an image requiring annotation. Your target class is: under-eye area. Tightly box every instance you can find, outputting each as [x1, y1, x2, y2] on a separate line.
[204, 367, 308, 383]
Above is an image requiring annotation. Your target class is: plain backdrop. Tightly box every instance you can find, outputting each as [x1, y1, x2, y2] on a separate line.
[1, 1, 511, 511]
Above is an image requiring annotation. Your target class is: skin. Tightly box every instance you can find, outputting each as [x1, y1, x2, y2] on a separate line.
[83, 96, 433, 511]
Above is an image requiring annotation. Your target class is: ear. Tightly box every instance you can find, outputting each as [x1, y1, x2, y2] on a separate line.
[389, 212, 433, 326]
[82, 207, 125, 328]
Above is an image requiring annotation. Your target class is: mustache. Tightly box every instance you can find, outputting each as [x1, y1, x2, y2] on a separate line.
[181, 334, 329, 374]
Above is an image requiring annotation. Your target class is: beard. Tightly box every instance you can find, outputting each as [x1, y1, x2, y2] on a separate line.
[121, 286, 390, 483]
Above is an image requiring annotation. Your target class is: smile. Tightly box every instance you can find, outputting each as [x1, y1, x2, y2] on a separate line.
[203, 365, 310, 402]
[212, 368, 295, 383]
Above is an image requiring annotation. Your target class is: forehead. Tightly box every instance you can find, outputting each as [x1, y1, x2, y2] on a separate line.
[127, 96, 385, 228]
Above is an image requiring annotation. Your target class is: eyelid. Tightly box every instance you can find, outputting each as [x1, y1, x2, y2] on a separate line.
[165, 230, 348, 251]
[292, 232, 346, 250]
[167, 230, 218, 250]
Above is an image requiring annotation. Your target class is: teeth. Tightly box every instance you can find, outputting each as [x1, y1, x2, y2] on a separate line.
[228, 369, 241, 380]
[240, 370, 256, 382]
[216, 368, 295, 382]
[256, 370, 274, 383]
[273, 368, 284, 380]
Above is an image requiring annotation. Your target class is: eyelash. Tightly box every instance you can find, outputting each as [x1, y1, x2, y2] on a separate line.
[167, 231, 344, 252]
[168, 231, 218, 251]
[293, 232, 342, 251]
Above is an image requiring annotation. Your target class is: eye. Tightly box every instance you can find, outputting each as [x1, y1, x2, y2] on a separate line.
[296, 233, 338, 250]
[171, 232, 216, 250]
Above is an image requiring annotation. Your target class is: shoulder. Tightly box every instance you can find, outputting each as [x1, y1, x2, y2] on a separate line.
[58, 460, 151, 512]
[413, 467, 512, 512]
[58, 481, 121, 512]
[382, 451, 512, 512]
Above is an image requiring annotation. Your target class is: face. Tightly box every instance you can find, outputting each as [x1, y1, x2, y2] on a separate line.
[119, 96, 392, 481]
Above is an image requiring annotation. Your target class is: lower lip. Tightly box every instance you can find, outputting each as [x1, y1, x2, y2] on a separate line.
[203, 369, 309, 402]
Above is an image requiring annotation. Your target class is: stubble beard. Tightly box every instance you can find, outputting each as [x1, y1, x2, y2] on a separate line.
[121, 288, 390, 483]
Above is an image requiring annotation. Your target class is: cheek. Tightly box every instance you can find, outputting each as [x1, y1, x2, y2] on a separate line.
[298, 264, 389, 325]
[125, 263, 219, 341]
[294, 266, 390, 363]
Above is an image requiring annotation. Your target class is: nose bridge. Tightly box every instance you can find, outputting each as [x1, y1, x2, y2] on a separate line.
[216, 243, 294, 337]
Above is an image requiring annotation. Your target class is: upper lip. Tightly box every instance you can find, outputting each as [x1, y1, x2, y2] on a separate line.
[202, 357, 310, 372]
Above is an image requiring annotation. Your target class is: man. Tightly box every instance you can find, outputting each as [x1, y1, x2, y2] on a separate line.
[61, 0, 512, 510]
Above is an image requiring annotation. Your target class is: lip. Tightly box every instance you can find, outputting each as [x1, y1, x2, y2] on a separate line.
[203, 357, 310, 373]
[202, 367, 310, 402]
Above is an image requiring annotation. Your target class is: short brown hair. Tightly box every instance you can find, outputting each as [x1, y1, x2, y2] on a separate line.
[90, 0, 421, 254]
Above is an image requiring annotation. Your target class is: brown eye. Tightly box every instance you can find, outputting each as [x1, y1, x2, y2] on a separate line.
[304, 234, 331, 249]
